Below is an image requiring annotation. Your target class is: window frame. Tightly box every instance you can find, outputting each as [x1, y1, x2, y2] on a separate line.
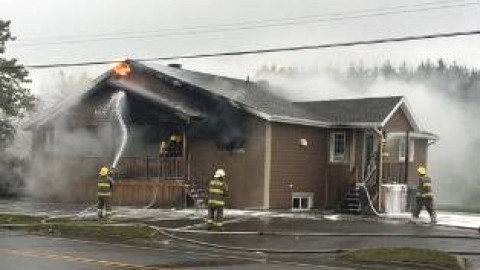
[330, 131, 347, 163]
[398, 138, 415, 162]
[292, 192, 313, 211]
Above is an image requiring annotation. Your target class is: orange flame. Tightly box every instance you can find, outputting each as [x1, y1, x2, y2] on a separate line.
[113, 61, 131, 77]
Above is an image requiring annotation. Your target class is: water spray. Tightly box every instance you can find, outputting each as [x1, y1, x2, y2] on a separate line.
[111, 91, 128, 169]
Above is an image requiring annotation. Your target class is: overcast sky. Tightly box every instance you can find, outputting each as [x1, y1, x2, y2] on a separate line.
[2, 0, 480, 92]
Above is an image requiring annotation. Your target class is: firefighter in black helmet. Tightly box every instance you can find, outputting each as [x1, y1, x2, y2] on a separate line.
[207, 168, 228, 230]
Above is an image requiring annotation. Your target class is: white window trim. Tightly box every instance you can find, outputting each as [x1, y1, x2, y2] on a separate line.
[330, 131, 347, 163]
[399, 138, 415, 162]
[292, 192, 313, 211]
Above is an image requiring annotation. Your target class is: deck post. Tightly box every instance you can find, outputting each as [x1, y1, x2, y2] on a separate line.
[404, 131, 410, 184]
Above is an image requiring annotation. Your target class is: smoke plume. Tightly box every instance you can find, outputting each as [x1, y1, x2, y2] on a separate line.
[255, 65, 480, 211]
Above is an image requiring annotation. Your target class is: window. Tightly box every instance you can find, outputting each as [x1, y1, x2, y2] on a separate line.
[399, 138, 414, 162]
[292, 192, 313, 210]
[330, 132, 346, 163]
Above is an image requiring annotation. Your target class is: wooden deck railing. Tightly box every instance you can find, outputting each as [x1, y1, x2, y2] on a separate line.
[79, 156, 186, 180]
[382, 163, 407, 183]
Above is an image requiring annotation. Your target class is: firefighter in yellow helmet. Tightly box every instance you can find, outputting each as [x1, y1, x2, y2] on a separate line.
[412, 166, 437, 224]
[207, 168, 228, 230]
[97, 166, 114, 220]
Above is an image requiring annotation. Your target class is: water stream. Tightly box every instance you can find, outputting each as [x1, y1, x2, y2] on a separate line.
[111, 91, 128, 169]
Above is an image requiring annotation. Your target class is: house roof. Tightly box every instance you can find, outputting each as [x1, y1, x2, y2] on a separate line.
[23, 60, 433, 136]
[295, 96, 404, 126]
[107, 79, 204, 120]
[23, 71, 112, 129]
[137, 61, 329, 126]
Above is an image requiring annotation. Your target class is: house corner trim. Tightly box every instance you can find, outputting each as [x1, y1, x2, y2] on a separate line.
[263, 122, 272, 209]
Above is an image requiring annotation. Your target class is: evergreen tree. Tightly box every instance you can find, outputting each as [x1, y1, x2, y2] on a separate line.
[0, 20, 35, 149]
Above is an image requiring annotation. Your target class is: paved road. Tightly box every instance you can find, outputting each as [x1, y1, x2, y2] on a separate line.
[0, 230, 356, 270]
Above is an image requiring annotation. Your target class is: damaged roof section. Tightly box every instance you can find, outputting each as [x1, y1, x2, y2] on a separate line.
[23, 59, 433, 136]
[139, 61, 330, 126]
[107, 78, 204, 121]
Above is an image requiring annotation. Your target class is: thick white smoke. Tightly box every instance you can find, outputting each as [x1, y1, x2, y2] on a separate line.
[256, 71, 480, 211]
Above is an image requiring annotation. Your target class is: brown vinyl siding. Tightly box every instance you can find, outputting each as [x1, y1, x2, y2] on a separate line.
[384, 109, 413, 132]
[325, 129, 355, 208]
[353, 129, 364, 182]
[381, 108, 428, 186]
[409, 138, 428, 187]
[269, 123, 326, 209]
[188, 115, 266, 209]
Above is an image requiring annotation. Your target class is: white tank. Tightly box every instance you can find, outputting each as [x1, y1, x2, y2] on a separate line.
[381, 184, 408, 215]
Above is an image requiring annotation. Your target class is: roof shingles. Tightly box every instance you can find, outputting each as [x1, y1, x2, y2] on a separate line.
[25, 60, 408, 129]
[295, 96, 403, 124]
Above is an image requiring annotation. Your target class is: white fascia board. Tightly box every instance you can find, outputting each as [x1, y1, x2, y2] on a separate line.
[400, 98, 422, 131]
[241, 105, 329, 127]
[380, 97, 421, 131]
[269, 115, 330, 127]
[241, 106, 273, 120]
[387, 131, 439, 141]
[329, 122, 382, 128]
[380, 98, 404, 128]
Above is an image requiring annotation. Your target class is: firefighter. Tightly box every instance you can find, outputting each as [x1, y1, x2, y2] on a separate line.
[207, 168, 228, 230]
[97, 166, 114, 220]
[412, 166, 437, 224]
[166, 134, 183, 157]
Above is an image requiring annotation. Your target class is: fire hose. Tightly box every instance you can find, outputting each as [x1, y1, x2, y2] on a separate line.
[6, 218, 479, 257]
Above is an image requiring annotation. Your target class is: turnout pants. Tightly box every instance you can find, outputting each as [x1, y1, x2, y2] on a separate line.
[208, 205, 224, 229]
[413, 197, 436, 222]
[97, 196, 111, 218]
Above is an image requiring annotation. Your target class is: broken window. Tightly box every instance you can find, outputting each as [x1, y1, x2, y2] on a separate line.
[330, 131, 346, 163]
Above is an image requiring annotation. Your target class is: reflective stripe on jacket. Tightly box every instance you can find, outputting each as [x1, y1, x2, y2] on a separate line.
[417, 176, 433, 198]
[208, 178, 227, 206]
[98, 176, 112, 197]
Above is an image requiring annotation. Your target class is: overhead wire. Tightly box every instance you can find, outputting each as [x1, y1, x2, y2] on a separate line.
[6, 29, 480, 70]
[13, 0, 480, 47]
[22, 0, 471, 41]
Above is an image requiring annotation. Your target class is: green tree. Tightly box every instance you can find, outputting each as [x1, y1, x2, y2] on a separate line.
[0, 20, 35, 149]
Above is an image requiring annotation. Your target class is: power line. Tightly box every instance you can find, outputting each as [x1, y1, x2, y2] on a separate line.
[16, 29, 480, 69]
[20, 0, 469, 41]
[13, 0, 480, 47]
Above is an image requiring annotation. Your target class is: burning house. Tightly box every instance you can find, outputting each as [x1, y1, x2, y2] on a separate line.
[24, 60, 438, 211]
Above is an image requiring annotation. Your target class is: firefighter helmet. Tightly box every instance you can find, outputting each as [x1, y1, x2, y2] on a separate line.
[214, 168, 226, 178]
[417, 166, 427, 176]
[99, 167, 109, 176]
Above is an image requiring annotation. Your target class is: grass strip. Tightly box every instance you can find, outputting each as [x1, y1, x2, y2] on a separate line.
[342, 248, 463, 270]
[0, 213, 44, 224]
[0, 214, 159, 243]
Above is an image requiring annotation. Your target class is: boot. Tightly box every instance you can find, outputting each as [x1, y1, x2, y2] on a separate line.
[430, 214, 437, 225]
